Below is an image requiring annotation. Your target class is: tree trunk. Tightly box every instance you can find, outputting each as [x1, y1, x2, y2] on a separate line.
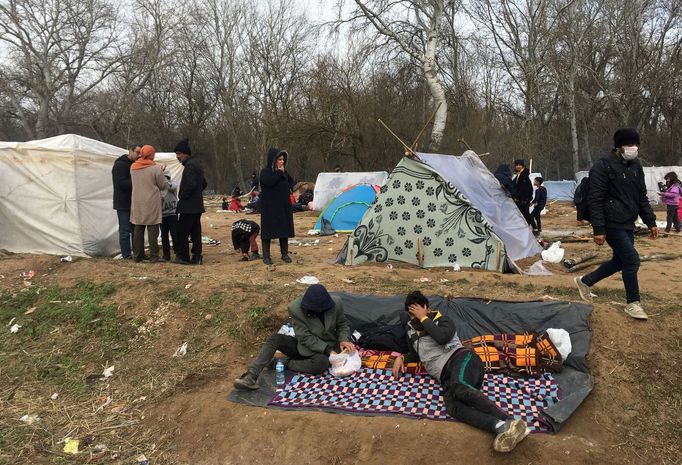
[423, 3, 447, 152]
[581, 118, 593, 167]
[568, 72, 580, 174]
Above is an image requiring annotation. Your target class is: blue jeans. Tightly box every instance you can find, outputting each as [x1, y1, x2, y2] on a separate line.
[582, 228, 640, 303]
[116, 209, 133, 258]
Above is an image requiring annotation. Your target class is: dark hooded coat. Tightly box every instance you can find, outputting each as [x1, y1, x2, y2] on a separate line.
[177, 156, 207, 214]
[494, 164, 516, 198]
[514, 168, 533, 203]
[259, 148, 295, 240]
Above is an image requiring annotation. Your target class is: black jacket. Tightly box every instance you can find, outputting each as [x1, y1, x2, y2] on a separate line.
[514, 168, 533, 203]
[259, 147, 295, 240]
[494, 164, 516, 198]
[177, 156, 207, 214]
[112, 154, 133, 210]
[587, 153, 656, 235]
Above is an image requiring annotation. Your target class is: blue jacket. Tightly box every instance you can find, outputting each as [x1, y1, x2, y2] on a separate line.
[532, 186, 547, 210]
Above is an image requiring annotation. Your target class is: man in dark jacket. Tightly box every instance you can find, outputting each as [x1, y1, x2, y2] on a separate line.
[112, 145, 141, 259]
[530, 177, 547, 234]
[575, 128, 658, 320]
[233, 284, 354, 390]
[513, 159, 533, 225]
[173, 138, 207, 265]
[391, 291, 529, 453]
[494, 164, 517, 198]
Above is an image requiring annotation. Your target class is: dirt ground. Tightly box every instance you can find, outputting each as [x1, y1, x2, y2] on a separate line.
[0, 200, 680, 465]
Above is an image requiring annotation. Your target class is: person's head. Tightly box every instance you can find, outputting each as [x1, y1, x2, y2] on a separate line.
[139, 145, 156, 161]
[514, 159, 525, 173]
[300, 284, 335, 317]
[613, 128, 640, 161]
[251, 172, 257, 179]
[334, 164, 342, 173]
[128, 144, 142, 161]
[266, 147, 288, 170]
[404, 290, 429, 313]
[534, 176, 543, 187]
[664, 172, 679, 186]
[174, 138, 192, 163]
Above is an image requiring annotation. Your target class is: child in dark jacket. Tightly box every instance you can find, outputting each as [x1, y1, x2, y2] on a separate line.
[232, 219, 260, 261]
[530, 177, 547, 234]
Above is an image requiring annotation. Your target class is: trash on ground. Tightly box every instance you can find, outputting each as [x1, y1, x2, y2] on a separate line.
[413, 277, 431, 283]
[527, 260, 553, 276]
[184, 283, 192, 289]
[102, 365, 115, 379]
[341, 278, 355, 284]
[24, 307, 36, 315]
[63, 438, 80, 454]
[19, 414, 39, 424]
[51, 392, 59, 400]
[95, 395, 112, 413]
[386, 264, 393, 270]
[132, 276, 149, 280]
[60, 255, 72, 263]
[173, 342, 188, 357]
[204, 313, 213, 321]
[7, 317, 16, 327]
[439, 278, 449, 283]
[10, 323, 21, 333]
[20, 270, 35, 280]
[452, 264, 461, 272]
[202, 236, 220, 246]
[277, 322, 295, 337]
[307, 229, 320, 236]
[296, 276, 320, 285]
[541, 241, 565, 263]
[136, 453, 149, 465]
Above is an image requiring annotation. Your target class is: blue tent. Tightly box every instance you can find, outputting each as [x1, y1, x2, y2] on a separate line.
[314, 184, 378, 232]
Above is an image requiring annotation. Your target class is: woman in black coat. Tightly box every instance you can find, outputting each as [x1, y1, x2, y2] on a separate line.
[259, 147, 295, 264]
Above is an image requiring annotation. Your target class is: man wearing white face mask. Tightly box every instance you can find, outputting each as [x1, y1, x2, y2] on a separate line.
[574, 128, 657, 320]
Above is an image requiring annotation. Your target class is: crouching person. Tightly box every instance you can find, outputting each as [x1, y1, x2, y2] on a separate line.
[392, 291, 529, 453]
[231, 219, 261, 261]
[234, 284, 354, 390]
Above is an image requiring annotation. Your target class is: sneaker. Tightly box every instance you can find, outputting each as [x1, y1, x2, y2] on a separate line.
[263, 257, 273, 265]
[239, 256, 249, 262]
[493, 419, 529, 453]
[574, 276, 593, 302]
[281, 255, 292, 263]
[624, 301, 648, 320]
[233, 373, 259, 390]
[250, 252, 261, 260]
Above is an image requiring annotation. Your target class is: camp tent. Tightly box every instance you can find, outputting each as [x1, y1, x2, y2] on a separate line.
[342, 151, 542, 271]
[312, 171, 388, 211]
[642, 166, 682, 205]
[314, 184, 379, 232]
[0, 134, 182, 257]
[543, 180, 577, 201]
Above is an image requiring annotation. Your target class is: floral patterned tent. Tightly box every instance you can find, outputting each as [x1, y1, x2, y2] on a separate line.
[342, 151, 542, 271]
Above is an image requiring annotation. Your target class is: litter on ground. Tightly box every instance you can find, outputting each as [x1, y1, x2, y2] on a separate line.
[173, 342, 188, 357]
[296, 276, 320, 285]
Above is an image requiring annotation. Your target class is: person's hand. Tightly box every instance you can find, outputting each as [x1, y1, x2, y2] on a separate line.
[391, 355, 406, 378]
[161, 164, 167, 171]
[594, 235, 606, 245]
[408, 303, 429, 321]
[339, 341, 355, 354]
[650, 226, 659, 239]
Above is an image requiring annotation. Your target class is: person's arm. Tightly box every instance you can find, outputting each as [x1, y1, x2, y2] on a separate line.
[154, 167, 166, 190]
[259, 168, 283, 188]
[334, 303, 352, 346]
[420, 315, 456, 345]
[290, 312, 331, 355]
[538, 187, 547, 208]
[587, 160, 609, 236]
[178, 164, 197, 200]
[112, 162, 131, 192]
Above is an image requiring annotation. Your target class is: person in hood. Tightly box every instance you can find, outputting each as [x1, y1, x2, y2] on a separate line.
[513, 159, 533, 225]
[259, 147, 295, 264]
[575, 128, 657, 320]
[233, 284, 354, 390]
[112, 144, 141, 259]
[392, 290, 529, 453]
[173, 138, 207, 265]
[130, 145, 167, 262]
[494, 164, 517, 198]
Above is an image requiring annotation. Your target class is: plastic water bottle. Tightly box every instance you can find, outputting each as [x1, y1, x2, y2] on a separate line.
[275, 359, 285, 386]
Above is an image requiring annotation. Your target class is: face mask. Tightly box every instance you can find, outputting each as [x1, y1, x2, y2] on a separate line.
[621, 146, 638, 160]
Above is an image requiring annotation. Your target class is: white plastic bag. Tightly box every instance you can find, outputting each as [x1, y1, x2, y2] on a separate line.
[546, 328, 572, 361]
[329, 351, 361, 377]
[541, 241, 565, 263]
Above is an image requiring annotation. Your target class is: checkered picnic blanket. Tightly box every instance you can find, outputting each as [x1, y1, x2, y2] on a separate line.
[269, 368, 560, 433]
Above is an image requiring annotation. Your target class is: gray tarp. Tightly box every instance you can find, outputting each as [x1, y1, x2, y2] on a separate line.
[543, 180, 577, 201]
[229, 293, 593, 432]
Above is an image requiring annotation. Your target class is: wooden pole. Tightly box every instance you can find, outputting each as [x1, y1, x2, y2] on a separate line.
[411, 102, 442, 151]
[378, 119, 415, 156]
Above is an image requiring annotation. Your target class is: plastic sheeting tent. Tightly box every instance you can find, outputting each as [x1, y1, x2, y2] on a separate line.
[312, 171, 388, 211]
[544, 180, 577, 201]
[343, 151, 542, 271]
[0, 134, 182, 257]
[314, 184, 379, 232]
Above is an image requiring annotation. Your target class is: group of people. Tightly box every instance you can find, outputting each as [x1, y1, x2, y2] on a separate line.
[494, 160, 547, 235]
[112, 138, 207, 265]
[233, 284, 530, 453]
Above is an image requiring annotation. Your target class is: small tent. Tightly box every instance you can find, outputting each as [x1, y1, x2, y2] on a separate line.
[314, 184, 379, 232]
[312, 171, 388, 211]
[342, 152, 542, 271]
[0, 135, 182, 257]
[544, 180, 577, 201]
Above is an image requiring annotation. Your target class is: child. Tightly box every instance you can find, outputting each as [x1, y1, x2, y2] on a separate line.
[530, 177, 547, 234]
[229, 186, 243, 212]
[160, 174, 179, 261]
[221, 194, 229, 211]
[232, 219, 260, 261]
[658, 172, 681, 233]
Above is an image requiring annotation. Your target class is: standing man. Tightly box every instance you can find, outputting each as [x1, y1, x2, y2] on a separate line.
[575, 128, 658, 319]
[112, 144, 141, 259]
[392, 291, 529, 453]
[513, 159, 533, 225]
[174, 138, 207, 265]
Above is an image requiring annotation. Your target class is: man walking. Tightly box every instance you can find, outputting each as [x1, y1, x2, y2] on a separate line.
[174, 138, 207, 265]
[112, 144, 141, 259]
[575, 128, 658, 319]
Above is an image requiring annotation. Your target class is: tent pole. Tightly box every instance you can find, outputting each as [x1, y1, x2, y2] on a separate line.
[378, 119, 415, 156]
[417, 238, 424, 268]
[411, 102, 442, 151]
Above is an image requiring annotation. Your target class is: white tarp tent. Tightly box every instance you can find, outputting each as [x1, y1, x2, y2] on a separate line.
[312, 171, 388, 211]
[642, 166, 682, 205]
[0, 134, 182, 257]
[544, 180, 577, 201]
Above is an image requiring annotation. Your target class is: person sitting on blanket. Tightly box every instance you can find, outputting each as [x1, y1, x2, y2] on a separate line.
[392, 291, 530, 453]
[234, 284, 355, 390]
[232, 219, 261, 261]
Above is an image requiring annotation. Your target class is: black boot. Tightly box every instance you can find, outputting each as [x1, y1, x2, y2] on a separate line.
[191, 254, 203, 265]
[262, 239, 272, 265]
[280, 237, 291, 263]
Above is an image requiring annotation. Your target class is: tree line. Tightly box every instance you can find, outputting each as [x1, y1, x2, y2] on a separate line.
[1, 0, 680, 192]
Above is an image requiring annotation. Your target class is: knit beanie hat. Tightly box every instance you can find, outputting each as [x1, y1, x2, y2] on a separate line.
[174, 138, 192, 155]
[300, 284, 335, 316]
[613, 128, 640, 148]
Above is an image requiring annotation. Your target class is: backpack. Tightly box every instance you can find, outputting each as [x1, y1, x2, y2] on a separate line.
[354, 322, 409, 353]
[574, 177, 590, 221]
